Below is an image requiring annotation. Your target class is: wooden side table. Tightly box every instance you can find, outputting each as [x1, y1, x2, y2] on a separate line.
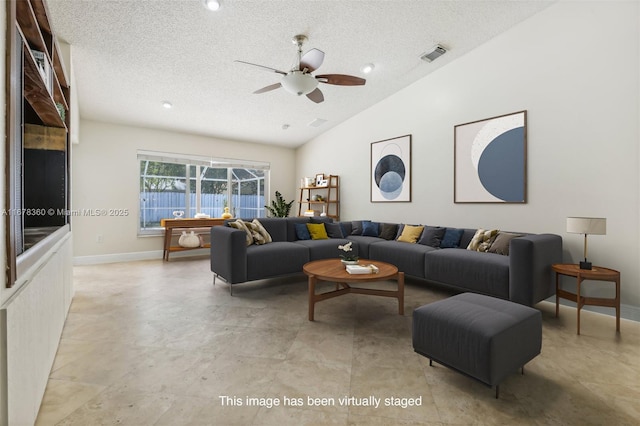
[552, 263, 620, 335]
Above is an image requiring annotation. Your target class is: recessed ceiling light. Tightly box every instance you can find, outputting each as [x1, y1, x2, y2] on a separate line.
[360, 63, 375, 74]
[203, 0, 221, 11]
[162, 101, 173, 109]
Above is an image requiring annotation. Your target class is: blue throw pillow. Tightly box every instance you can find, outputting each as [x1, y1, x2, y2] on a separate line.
[440, 228, 464, 248]
[362, 221, 380, 237]
[295, 223, 311, 240]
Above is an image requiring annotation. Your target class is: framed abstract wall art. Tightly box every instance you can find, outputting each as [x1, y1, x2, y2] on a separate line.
[371, 134, 411, 202]
[454, 110, 527, 203]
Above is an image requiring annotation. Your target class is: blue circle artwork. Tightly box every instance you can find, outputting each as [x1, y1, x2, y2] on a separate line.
[477, 127, 525, 202]
[374, 155, 405, 200]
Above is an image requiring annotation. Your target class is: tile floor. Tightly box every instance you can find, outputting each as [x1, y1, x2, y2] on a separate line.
[36, 257, 639, 425]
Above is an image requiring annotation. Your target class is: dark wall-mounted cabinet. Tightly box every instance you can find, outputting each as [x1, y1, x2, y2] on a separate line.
[5, 0, 71, 286]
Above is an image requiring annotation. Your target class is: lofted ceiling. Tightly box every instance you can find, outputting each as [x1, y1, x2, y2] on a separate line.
[47, 0, 553, 148]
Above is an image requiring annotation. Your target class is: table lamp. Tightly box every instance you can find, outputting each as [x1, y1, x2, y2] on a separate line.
[566, 217, 606, 270]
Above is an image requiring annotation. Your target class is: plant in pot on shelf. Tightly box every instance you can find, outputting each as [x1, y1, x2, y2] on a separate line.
[265, 191, 294, 217]
[338, 242, 359, 265]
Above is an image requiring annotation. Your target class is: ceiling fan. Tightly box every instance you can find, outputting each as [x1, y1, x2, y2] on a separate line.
[235, 34, 366, 104]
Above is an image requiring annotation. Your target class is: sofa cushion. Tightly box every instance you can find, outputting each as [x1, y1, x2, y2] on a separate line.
[418, 226, 446, 247]
[252, 219, 272, 244]
[286, 217, 312, 241]
[307, 223, 329, 240]
[346, 235, 384, 259]
[253, 218, 288, 242]
[325, 223, 345, 238]
[379, 223, 398, 240]
[362, 221, 380, 237]
[351, 220, 370, 235]
[467, 229, 499, 252]
[296, 238, 355, 261]
[369, 240, 436, 278]
[440, 228, 464, 248]
[397, 225, 424, 243]
[425, 249, 510, 299]
[246, 242, 310, 281]
[488, 232, 522, 256]
[295, 223, 311, 240]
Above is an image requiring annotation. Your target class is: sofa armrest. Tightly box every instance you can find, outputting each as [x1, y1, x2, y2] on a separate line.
[211, 226, 248, 284]
[509, 234, 563, 306]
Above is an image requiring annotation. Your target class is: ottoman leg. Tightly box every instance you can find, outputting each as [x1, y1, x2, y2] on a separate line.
[429, 359, 433, 367]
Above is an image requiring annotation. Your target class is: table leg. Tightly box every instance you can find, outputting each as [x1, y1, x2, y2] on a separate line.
[555, 273, 560, 318]
[616, 276, 621, 332]
[163, 227, 172, 261]
[397, 272, 405, 315]
[576, 276, 582, 335]
[308, 275, 317, 321]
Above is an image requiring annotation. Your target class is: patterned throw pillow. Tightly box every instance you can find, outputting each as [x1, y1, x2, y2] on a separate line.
[228, 219, 253, 246]
[467, 229, 499, 252]
[252, 219, 272, 243]
[245, 221, 266, 245]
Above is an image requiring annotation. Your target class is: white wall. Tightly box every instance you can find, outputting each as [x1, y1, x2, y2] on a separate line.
[71, 120, 297, 259]
[296, 1, 640, 317]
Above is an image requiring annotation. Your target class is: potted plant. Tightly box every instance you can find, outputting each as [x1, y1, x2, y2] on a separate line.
[265, 191, 293, 217]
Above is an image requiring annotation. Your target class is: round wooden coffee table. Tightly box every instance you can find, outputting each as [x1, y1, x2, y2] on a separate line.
[302, 258, 404, 321]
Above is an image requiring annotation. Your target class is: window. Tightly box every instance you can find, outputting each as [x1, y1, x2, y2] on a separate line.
[138, 151, 269, 234]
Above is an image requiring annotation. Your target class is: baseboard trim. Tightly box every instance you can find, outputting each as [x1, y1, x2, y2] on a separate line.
[547, 296, 640, 323]
[73, 248, 210, 265]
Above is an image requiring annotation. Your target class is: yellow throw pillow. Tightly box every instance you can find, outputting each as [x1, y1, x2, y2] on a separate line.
[306, 223, 329, 240]
[228, 219, 253, 246]
[397, 225, 424, 243]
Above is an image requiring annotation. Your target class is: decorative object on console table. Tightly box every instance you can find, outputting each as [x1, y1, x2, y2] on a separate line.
[566, 217, 606, 270]
[371, 134, 412, 202]
[454, 110, 527, 203]
[221, 206, 232, 219]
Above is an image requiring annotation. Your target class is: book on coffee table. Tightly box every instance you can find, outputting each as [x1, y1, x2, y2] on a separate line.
[346, 264, 379, 274]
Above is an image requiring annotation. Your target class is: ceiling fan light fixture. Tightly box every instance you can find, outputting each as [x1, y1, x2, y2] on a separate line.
[203, 0, 221, 11]
[281, 71, 318, 96]
[360, 63, 375, 74]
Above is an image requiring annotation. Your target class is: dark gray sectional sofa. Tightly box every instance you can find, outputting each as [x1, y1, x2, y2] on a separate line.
[210, 217, 562, 306]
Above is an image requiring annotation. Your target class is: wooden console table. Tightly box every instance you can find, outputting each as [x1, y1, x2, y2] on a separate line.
[160, 218, 226, 261]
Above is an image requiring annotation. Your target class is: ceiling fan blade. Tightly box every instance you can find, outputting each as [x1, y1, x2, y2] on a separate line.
[306, 88, 324, 103]
[253, 83, 282, 94]
[316, 74, 366, 86]
[300, 48, 325, 73]
[235, 60, 287, 75]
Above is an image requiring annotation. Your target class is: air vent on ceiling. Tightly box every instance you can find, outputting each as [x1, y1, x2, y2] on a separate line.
[420, 44, 447, 63]
[308, 118, 328, 128]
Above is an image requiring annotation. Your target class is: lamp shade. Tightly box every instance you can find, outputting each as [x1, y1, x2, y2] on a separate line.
[566, 217, 606, 235]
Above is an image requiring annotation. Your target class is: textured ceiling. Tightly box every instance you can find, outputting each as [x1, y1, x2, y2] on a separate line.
[47, 0, 553, 148]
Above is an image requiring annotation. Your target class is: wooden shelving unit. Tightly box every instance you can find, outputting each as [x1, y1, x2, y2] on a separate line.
[297, 175, 340, 220]
[5, 0, 71, 286]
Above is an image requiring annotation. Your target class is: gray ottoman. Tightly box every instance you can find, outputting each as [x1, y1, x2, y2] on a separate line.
[412, 293, 542, 398]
